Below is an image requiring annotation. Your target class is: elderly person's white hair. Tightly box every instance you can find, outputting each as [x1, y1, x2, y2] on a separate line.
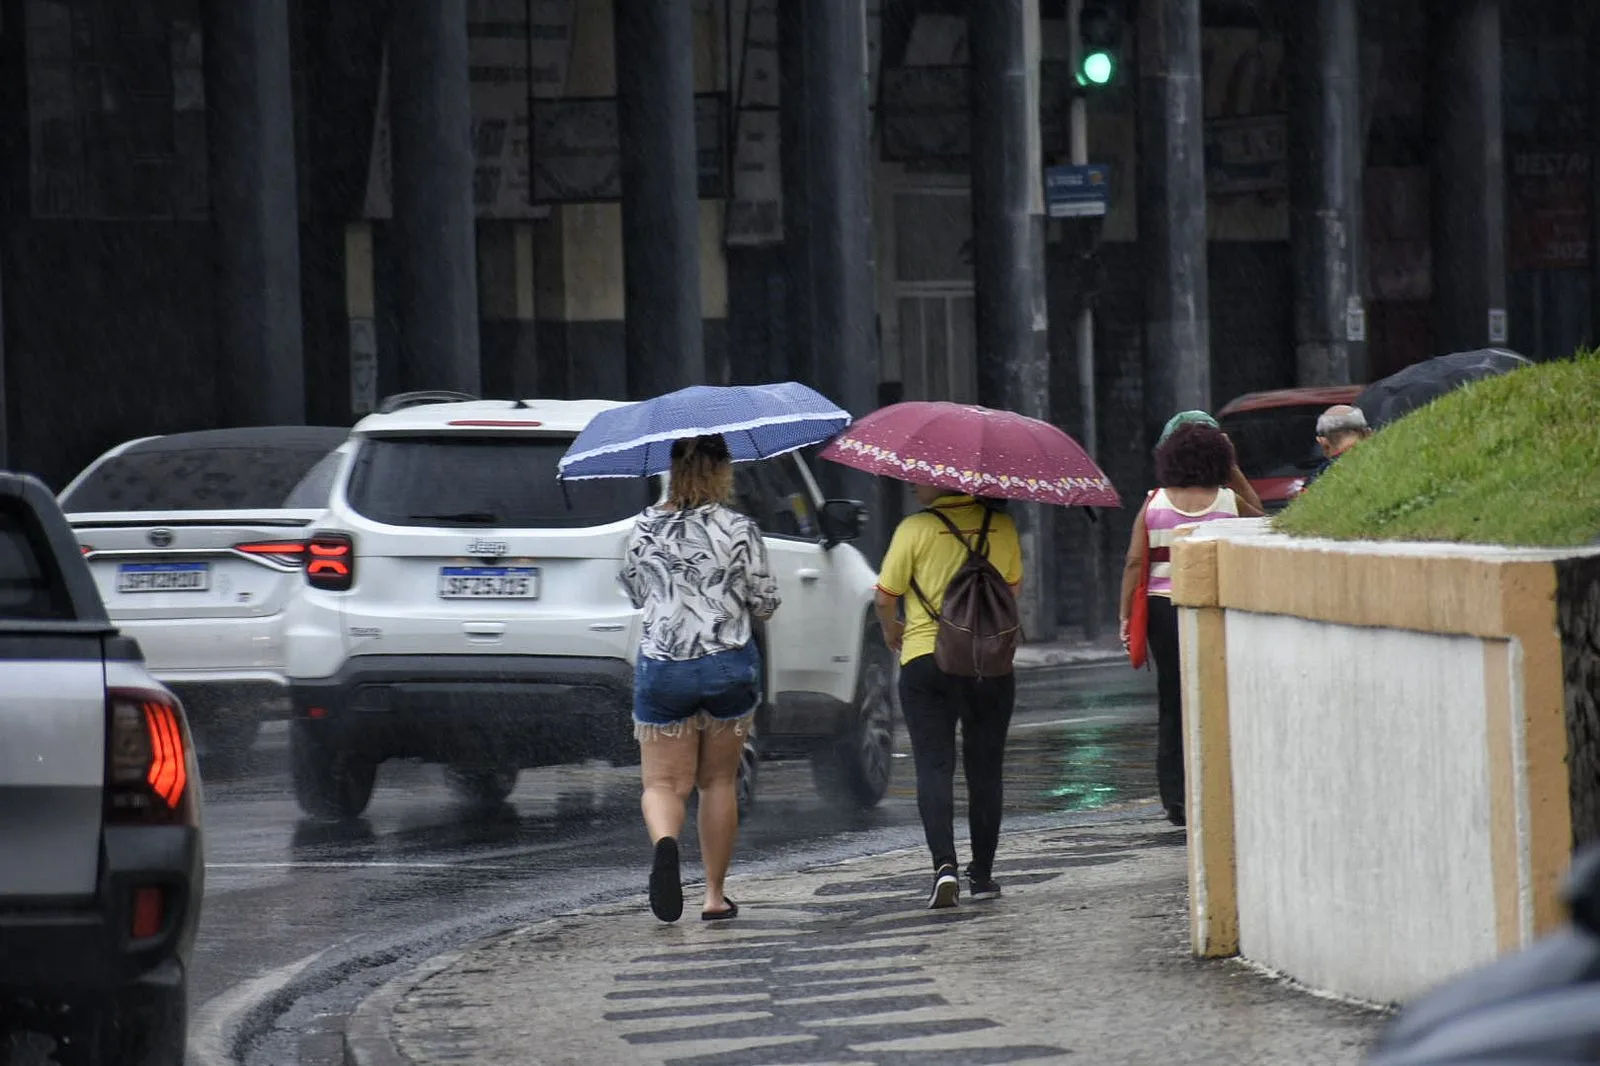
[1316, 405, 1370, 438]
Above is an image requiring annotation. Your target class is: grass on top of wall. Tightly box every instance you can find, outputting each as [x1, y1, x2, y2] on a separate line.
[1274, 348, 1600, 548]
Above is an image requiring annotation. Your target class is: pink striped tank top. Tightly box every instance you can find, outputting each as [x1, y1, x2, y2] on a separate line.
[1145, 487, 1239, 597]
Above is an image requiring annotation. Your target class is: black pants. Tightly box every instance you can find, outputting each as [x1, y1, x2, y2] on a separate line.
[898, 654, 1016, 877]
[1146, 594, 1184, 811]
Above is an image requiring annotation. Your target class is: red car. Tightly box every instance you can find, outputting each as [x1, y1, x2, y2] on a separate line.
[1216, 385, 1364, 513]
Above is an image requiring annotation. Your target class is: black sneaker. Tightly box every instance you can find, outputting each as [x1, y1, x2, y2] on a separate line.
[928, 864, 960, 909]
[1165, 805, 1187, 827]
[968, 872, 1002, 900]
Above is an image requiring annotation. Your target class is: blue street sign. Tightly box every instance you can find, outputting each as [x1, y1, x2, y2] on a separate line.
[1045, 164, 1111, 219]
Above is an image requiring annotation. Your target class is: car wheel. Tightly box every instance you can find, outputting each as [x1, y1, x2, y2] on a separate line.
[443, 764, 519, 806]
[290, 720, 377, 820]
[74, 981, 186, 1066]
[810, 624, 896, 810]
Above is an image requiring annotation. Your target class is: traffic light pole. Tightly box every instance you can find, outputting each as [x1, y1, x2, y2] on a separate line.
[1067, 0, 1103, 638]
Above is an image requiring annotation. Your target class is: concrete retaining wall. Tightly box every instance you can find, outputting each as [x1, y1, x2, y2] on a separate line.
[1174, 519, 1600, 1005]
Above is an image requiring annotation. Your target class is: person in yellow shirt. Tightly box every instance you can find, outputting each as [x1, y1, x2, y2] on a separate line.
[874, 485, 1023, 909]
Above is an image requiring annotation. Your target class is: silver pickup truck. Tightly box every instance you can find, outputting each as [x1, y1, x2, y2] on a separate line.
[0, 472, 203, 1066]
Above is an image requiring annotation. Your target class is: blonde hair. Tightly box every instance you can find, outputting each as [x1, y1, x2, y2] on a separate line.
[667, 435, 733, 510]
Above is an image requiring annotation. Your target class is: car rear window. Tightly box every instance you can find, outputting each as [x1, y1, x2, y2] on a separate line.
[1218, 406, 1326, 479]
[345, 436, 653, 529]
[61, 444, 341, 513]
[0, 506, 71, 621]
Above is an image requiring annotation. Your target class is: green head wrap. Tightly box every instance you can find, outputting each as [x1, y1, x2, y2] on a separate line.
[1158, 409, 1218, 446]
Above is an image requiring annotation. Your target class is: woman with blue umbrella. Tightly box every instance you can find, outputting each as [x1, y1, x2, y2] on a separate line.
[559, 383, 850, 924]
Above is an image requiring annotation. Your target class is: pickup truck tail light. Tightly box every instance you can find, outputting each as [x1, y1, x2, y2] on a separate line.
[306, 531, 355, 591]
[105, 688, 194, 826]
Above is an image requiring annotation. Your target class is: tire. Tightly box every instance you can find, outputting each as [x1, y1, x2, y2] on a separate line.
[64, 982, 186, 1066]
[290, 721, 377, 820]
[810, 624, 896, 810]
[443, 764, 519, 806]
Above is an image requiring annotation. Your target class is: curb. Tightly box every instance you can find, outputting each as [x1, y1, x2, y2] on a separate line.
[342, 949, 467, 1066]
[1013, 647, 1127, 669]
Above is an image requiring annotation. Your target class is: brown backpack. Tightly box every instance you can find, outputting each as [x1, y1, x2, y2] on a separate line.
[909, 506, 1021, 679]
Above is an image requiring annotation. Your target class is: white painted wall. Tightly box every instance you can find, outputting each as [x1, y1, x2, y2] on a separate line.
[1226, 611, 1500, 1003]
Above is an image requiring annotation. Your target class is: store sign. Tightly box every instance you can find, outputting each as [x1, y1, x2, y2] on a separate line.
[1508, 149, 1590, 271]
[364, 0, 575, 219]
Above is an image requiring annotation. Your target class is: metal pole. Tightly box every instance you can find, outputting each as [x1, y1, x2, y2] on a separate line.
[389, 0, 481, 394]
[1067, 0, 1102, 639]
[1429, 0, 1506, 354]
[616, 0, 705, 398]
[971, 0, 1055, 641]
[1289, 0, 1365, 385]
[1137, 0, 1210, 442]
[203, 0, 306, 425]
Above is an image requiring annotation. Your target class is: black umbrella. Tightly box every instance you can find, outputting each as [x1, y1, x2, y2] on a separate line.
[1355, 348, 1533, 429]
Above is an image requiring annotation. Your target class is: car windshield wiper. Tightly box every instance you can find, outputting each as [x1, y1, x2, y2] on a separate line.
[406, 511, 501, 525]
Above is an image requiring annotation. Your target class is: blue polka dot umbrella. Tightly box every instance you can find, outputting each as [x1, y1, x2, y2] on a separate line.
[556, 382, 852, 481]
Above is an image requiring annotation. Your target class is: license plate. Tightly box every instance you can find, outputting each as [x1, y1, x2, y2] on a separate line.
[438, 566, 539, 599]
[117, 562, 211, 593]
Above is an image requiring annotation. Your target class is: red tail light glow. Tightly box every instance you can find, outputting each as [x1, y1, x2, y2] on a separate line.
[233, 540, 307, 568]
[131, 887, 165, 939]
[306, 532, 355, 591]
[106, 689, 192, 825]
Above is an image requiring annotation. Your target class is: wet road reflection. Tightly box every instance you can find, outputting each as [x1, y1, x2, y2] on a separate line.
[190, 660, 1155, 1064]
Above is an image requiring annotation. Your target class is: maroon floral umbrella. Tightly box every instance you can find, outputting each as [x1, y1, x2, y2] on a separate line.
[819, 401, 1120, 507]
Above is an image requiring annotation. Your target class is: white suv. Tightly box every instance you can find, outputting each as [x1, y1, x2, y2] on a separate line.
[281, 394, 896, 819]
[60, 426, 349, 758]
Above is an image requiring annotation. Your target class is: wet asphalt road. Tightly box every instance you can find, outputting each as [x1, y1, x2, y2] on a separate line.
[189, 660, 1156, 1065]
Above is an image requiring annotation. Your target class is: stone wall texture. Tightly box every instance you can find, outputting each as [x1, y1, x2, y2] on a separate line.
[1558, 555, 1600, 851]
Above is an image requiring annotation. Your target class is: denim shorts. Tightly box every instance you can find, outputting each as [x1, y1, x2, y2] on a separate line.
[633, 642, 762, 735]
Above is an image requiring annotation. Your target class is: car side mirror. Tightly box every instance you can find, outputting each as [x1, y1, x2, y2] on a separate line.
[820, 499, 868, 547]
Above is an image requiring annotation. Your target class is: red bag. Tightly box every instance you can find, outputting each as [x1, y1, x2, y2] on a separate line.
[1127, 492, 1155, 670]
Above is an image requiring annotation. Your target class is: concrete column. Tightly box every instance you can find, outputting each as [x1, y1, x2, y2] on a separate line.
[1288, 0, 1366, 385]
[971, 0, 1055, 639]
[615, 0, 704, 399]
[1137, 0, 1210, 437]
[203, 0, 305, 424]
[802, 0, 880, 550]
[802, 0, 876, 421]
[388, 0, 481, 394]
[1430, 0, 1507, 354]
[779, 0, 815, 388]
[478, 222, 538, 400]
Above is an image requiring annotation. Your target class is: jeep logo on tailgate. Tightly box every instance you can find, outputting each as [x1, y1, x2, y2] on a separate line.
[467, 539, 509, 557]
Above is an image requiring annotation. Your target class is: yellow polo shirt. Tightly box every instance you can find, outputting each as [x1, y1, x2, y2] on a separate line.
[876, 495, 1024, 666]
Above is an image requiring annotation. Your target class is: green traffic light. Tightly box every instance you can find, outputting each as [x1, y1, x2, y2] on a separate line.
[1082, 50, 1115, 85]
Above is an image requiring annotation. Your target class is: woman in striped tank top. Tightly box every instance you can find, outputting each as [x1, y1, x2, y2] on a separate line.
[1119, 422, 1263, 826]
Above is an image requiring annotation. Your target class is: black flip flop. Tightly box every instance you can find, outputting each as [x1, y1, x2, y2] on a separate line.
[649, 837, 683, 922]
[701, 898, 739, 922]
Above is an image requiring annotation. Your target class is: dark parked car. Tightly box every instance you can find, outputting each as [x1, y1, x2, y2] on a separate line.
[1217, 385, 1365, 513]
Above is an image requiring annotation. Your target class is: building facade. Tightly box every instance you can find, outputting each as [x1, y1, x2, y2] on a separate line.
[0, 0, 1595, 628]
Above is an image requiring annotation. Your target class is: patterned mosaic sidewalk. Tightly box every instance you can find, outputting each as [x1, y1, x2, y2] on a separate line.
[349, 814, 1382, 1066]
